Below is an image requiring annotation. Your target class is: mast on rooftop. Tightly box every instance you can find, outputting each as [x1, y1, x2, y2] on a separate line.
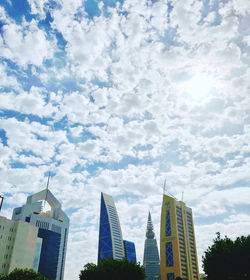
[0, 195, 4, 213]
[163, 179, 166, 195]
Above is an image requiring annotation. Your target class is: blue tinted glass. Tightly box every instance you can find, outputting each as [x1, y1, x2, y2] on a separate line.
[166, 242, 174, 267]
[144, 238, 160, 279]
[166, 211, 171, 236]
[167, 273, 175, 280]
[123, 240, 137, 262]
[59, 228, 67, 280]
[38, 228, 61, 279]
[98, 196, 113, 262]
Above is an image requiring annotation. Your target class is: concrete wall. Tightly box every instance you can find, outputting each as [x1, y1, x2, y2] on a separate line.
[9, 221, 42, 273]
[0, 216, 42, 275]
[0, 216, 16, 274]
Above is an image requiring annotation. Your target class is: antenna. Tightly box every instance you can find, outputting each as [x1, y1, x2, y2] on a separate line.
[168, 191, 177, 200]
[0, 195, 4, 213]
[182, 191, 184, 202]
[43, 171, 51, 210]
[163, 179, 166, 195]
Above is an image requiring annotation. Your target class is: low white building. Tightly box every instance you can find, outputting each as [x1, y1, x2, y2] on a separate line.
[0, 216, 42, 274]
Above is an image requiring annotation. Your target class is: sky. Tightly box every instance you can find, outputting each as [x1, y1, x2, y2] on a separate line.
[0, 0, 250, 279]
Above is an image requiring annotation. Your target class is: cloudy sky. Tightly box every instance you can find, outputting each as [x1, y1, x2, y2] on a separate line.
[0, 0, 250, 278]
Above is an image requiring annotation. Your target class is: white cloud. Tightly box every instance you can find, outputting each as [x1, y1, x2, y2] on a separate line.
[0, 62, 19, 89]
[27, 0, 49, 19]
[0, 20, 55, 67]
[0, 87, 57, 117]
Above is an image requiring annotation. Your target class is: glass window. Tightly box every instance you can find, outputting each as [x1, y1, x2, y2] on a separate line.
[37, 228, 61, 279]
[166, 242, 174, 267]
[166, 211, 171, 236]
[167, 273, 175, 280]
[98, 197, 113, 263]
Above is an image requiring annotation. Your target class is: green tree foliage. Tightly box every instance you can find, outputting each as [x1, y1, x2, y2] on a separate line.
[79, 258, 146, 280]
[199, 273, 207, 280]
[202, 232, 250, 280]
[0, 268, 48, 280]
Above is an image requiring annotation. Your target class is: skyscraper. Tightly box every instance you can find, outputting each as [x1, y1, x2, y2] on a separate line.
[123, 240, 137, 262]
[98, 192, 125, 263]
[160, 194, 200, 280]
[12, 189, 69, 280]
[143, 212, 160, 280]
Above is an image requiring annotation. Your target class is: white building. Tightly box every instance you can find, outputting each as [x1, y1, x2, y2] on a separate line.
[0, 216, 42, 274]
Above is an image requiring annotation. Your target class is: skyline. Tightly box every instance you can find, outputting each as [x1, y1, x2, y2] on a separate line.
[0, 0, 250, 279]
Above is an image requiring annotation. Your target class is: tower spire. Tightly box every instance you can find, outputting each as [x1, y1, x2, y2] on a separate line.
[146, 211, 155, 239]
[163, 179, 166, 195]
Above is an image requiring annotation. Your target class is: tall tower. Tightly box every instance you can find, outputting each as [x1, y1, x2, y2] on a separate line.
[160, 194, 200, 280]
[12, 189, 69, 280]
[143, 212, 160, 280]
[98, 192, 125, 263]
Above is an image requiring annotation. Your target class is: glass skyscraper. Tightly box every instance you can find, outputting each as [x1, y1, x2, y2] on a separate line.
[98, 192, 125, 263]
[12, 189, 69, 280]
[160, 194, 200, 280]
[143, 212, 160, 280]
[123, 240, 137, 262]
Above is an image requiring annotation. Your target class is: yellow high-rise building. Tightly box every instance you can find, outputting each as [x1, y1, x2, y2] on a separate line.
[160, 194, 200, 280]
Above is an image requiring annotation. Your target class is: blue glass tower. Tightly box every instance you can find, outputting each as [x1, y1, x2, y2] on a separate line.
[143, 212, 160, 280]
[98, 193, 125, 263]
[123, 240, 137, 262]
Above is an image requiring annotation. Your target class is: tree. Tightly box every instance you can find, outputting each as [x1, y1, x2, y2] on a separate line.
[199, 273, 207, 280]
[0, 268, 48, 280]
[202, 232, 250, 280]
[79, 258, 146, 280]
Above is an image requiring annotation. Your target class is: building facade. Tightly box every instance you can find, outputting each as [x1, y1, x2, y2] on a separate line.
[123, 240, 136, 262]
[12, 189, 69, 280]
[143, 212, 160, 280]
[98, 192, 125, 263]
[0, 216, 42, 274]
[160, 194, 200, 280]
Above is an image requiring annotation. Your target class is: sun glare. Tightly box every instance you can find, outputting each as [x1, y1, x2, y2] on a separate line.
[182, 73, 217, 100]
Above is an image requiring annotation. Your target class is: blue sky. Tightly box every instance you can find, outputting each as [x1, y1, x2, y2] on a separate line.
[0, 0, 250, 279]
